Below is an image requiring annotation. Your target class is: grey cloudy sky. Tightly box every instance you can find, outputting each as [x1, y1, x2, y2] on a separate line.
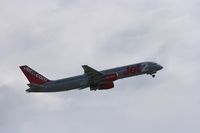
[0, 0, 200, 133]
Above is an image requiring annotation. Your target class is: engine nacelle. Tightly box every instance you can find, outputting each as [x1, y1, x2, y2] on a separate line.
[104, 73, 118, 82]
[98, 82, 114, 90]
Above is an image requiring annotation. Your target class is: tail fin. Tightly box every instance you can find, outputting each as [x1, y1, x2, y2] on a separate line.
[19, 65, 50, 85]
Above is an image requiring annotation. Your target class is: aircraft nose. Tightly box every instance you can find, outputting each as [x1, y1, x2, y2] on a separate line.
[158, 65, 163, 70]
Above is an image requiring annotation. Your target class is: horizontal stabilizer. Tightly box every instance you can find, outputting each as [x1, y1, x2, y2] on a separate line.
[27, 83, 44, 88]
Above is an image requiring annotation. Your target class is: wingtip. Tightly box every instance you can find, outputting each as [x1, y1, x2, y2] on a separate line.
[82, 65, 87, 68]
[19, 65, 27, 70]
[19, 65, 27, 67]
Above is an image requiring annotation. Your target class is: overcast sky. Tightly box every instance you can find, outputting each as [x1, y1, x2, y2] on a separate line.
[0, 0, 200, 133]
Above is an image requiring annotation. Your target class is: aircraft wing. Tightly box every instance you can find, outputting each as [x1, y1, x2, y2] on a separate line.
[82, 65, 105, 84]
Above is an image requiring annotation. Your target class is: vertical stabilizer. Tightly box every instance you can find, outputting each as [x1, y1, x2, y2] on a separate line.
[19, 65, 50, 85]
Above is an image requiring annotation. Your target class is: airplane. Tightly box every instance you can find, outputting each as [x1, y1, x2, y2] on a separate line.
[19, 62, 163, 93]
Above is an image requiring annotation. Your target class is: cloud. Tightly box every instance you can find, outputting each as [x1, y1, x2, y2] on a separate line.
[0, 0, 200, 133]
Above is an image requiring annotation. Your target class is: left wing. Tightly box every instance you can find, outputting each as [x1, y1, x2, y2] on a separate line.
[82, 65, 104, 83]
[82, 65, 116, 90]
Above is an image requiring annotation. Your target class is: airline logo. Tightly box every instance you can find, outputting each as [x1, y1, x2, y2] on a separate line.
[23, 67, 49, 82]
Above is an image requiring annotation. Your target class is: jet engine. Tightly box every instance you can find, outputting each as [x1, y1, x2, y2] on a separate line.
[98, 82, 114, 90]
[90, 73, 118, 91]
[104, 73, 118, 82]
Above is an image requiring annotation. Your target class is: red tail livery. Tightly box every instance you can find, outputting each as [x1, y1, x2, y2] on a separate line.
[20, 65, 50, 85]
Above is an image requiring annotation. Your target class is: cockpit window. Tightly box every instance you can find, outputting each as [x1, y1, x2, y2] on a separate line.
[141, 64, 146, 67]
[149, 62, 157, 66]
